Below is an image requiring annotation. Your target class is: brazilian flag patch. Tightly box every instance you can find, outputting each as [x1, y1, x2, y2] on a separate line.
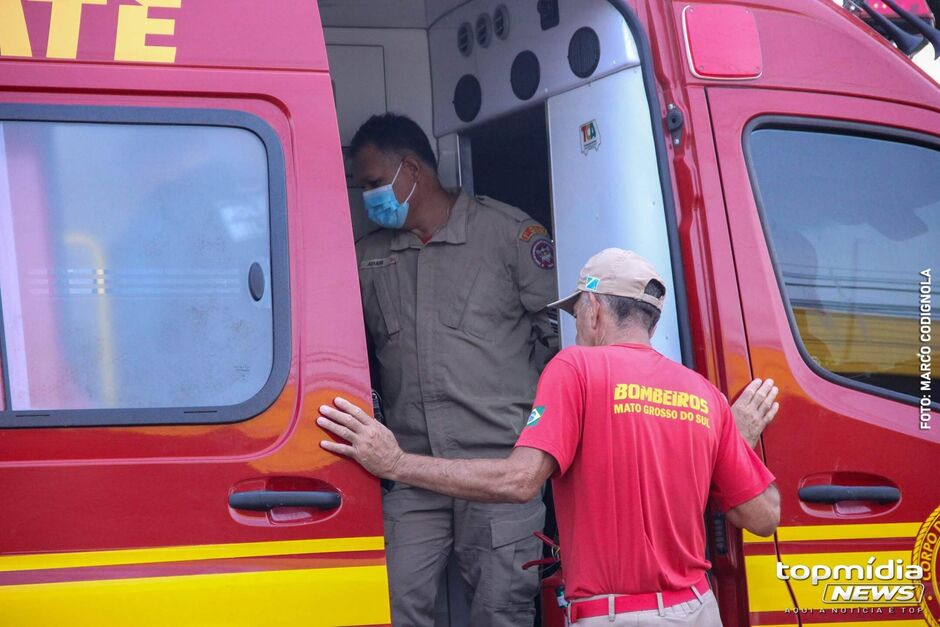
[526, 406, 545, 428]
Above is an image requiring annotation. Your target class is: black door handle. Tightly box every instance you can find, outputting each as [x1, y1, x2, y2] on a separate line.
[798, 485, 900, 504]
[229, 490, 341, 511]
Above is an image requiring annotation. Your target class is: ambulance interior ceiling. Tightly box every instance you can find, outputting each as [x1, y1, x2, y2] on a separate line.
[319, 0, 643, 235]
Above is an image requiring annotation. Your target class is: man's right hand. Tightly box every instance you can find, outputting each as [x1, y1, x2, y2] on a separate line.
[319, 397, 404, 479]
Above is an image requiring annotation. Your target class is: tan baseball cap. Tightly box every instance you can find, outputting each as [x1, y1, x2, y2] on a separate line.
[547, 248, 667, 315]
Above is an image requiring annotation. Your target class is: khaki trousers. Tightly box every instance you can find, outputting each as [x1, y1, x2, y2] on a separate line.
[571, 590, 722, 627]
[383, 485, 545, 627]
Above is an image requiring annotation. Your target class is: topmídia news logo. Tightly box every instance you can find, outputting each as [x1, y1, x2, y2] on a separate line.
[776, 558, 924, 604]
[772, 504, 940, 625]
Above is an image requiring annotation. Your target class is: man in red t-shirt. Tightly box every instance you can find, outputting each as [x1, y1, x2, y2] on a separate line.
[318, 248, 780, 626]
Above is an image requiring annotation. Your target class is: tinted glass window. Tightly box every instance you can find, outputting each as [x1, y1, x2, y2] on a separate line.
[0, 121, 274, 411]
[749, 127, 939, 400]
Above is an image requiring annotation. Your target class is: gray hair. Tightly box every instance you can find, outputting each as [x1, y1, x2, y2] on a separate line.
[596, 280, 665, 332]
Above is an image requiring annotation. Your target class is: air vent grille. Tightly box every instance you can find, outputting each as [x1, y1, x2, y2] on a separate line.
[493, 5, 510, 40]
[475, 14, 492, 48]
[457, 22, 473, 57]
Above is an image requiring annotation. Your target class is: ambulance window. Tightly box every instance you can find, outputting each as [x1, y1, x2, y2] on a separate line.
[0, 110, 288, 425]
[748, 124, 939, 403]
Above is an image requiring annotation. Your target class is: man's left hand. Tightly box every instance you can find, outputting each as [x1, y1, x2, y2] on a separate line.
[730, 378, 779, 449]
[318, 397, 404, 478]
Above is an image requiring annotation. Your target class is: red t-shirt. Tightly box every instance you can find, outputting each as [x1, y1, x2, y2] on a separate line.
[515, 343, 774, 600]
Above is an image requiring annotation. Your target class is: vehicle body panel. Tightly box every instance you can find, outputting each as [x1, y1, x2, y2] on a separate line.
[0, 2, 390, 625]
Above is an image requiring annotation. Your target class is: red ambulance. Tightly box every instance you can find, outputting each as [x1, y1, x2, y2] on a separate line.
[0, 0, 937, 626]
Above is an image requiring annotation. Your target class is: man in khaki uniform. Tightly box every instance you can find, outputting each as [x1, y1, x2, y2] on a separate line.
[351, 113, 557, 626]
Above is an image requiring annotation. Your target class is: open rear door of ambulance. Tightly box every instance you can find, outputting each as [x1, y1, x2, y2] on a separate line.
[0, 2, 389, 625]
[706, 13, 940, 625]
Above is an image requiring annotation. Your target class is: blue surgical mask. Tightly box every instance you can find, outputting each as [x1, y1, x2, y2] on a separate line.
[362, 161, 417, 229]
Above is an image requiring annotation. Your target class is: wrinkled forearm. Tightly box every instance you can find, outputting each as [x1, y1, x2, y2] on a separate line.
[726, 483, 781, 537]
[388, 453, 538, 503]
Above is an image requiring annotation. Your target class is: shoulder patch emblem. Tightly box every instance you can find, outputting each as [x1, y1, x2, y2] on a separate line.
[531, 239, 555, 270]
[359, 256, 397, 270]
[526, 406, 545, 428]
[519, 224, 549, 242]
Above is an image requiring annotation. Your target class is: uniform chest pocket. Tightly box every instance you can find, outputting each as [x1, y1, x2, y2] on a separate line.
[440, 263, 515, 339]
[373, 271, 401, 336]
[360, 264, 401, 339]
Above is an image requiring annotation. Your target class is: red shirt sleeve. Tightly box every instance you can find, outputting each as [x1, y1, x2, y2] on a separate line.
[709, 399, 775, 512]
[514, 353, 584, 477]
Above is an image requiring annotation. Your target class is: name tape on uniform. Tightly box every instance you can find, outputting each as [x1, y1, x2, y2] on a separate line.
[359, 256, 397, 270]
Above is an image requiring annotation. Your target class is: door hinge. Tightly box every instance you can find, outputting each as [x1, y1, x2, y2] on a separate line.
[666, 104, 685, 147]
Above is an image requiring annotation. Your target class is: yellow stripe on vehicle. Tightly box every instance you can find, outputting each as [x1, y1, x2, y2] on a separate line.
[746, 551, 915, 612]
[0, 564, 390, 627]
[0, 536, 385, 573]
[759, 622, 925, 627]
[743, 523, 921, 544]
[745, 552, 796, 613]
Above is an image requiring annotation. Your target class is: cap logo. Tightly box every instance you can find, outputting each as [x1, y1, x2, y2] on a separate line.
[584, 276, 600, 291]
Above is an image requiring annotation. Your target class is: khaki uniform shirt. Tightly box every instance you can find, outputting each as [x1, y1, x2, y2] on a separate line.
[356, 192, 558, 459]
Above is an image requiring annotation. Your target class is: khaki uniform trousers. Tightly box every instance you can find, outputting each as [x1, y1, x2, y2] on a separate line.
[383, 485, 545, 627]
[569, 590, 722, 627]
